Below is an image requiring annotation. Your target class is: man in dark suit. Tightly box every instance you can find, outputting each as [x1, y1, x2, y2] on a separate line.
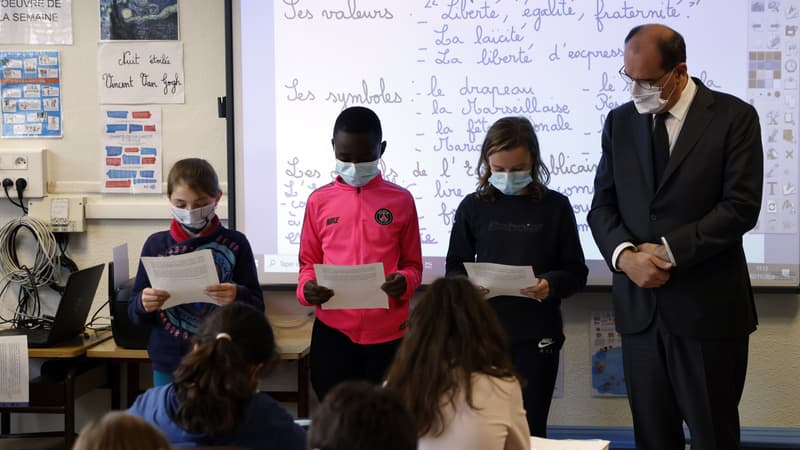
[588, 24, 763, 450]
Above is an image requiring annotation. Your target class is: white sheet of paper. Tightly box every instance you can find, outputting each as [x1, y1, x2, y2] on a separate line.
[141, 249, 220, 309]
[0, 335, 29, 405]
[314, 263, 388, 310]
[531, 436, 610, 450]
[464, 262, 537, 299]
[112, 242, 129, 291]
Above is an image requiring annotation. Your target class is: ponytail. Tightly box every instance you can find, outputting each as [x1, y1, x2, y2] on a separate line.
[169, 303, 276, 437]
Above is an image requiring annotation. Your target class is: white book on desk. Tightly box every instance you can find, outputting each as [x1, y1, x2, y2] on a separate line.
[531, 436, 610, 450]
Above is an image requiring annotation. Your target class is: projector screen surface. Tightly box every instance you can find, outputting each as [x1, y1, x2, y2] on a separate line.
[232, 0, 800, 287]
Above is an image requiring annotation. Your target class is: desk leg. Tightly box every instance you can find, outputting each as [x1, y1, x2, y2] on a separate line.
[126, 362, 140, 408]
[1, 411, 9, 434]
[297, 355, 310, 418]
[64, 367, 76, 448]
[110, 363, 121, 410]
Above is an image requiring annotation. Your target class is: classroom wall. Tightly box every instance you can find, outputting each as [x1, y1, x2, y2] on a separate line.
[1, 0, 227, 201]
[0, 0, 226, 433]
[0, 0, 227, 305]
[1, 0, 798, 435]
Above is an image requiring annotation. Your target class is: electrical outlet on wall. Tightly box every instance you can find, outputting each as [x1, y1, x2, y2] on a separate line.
[0, 149, 47, 198]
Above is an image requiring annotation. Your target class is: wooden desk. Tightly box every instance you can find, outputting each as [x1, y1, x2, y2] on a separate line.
[26, 331, 111, 359]
[0, 331, 112, 449]
[86, 319, 313, 416]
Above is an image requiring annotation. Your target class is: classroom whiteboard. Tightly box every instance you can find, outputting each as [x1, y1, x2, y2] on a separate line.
[231, 0, 800, 287]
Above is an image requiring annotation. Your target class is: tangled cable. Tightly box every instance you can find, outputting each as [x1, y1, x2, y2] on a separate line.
[0, 216, 60, 327]
[0, 216, 59, 286]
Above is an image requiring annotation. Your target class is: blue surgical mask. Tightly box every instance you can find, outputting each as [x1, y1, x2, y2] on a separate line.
[172, 203, 216, 232]
[489, 171, 533, 195]
[335, 159, 380, 187]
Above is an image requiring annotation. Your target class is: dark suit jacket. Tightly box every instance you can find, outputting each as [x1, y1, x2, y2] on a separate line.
[588, 78, 762, 338]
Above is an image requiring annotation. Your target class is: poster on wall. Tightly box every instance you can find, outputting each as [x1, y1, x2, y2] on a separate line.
[97, 41, 184, 104]
[0, 50, 62, 138]
[99, 0, 178, 40]
[590, 310, 627, 397]
[101, 106, 162, 193]
[0, 0, 72, 45]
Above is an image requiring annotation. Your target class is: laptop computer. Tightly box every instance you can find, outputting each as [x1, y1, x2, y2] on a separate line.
[0, 263, 104, 348]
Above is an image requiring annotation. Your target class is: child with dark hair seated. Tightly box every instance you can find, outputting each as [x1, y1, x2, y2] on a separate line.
[309, 380, 417, 450]
[129, 303, 306, 450]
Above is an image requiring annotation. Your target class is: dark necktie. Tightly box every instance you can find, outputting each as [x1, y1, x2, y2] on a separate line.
[652, 113, 670, 187]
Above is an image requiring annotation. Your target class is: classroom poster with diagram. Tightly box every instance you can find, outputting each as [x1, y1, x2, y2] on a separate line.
[101, 107, 162, 193]
[0, 51, 62, 138]
[590, 310, 627, 397]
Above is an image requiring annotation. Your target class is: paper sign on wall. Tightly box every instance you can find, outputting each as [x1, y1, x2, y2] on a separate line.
[101, 107, 162, 193]
[0, 50, 62, 138]
[0, 0, 73, 45]
[98, 42, 184, 104]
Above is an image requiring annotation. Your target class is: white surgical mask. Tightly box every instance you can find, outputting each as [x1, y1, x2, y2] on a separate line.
[172, 203, 216, 231]
[630, 70, 676, 114]
[488, 171, 533, 195]
[335, 159, 380, 187]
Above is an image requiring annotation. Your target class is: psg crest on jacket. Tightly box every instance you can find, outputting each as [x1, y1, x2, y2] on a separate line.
[375, 208, 393, 225]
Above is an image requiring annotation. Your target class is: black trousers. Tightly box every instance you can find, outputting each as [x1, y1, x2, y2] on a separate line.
[511, 336, 563, 438]
[310, 318, 401, 402]
[622, 314, 749, 450]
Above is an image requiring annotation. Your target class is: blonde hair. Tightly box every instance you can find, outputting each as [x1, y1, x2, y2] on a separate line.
[73, 411, 170, 450]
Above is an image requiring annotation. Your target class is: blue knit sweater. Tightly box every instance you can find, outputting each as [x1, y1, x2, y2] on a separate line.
[129, 217, 264, 373]
[129, 384, 306, 450]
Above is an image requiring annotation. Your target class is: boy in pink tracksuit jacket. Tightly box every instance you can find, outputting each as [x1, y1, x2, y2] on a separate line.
[297, 106, 423, 401]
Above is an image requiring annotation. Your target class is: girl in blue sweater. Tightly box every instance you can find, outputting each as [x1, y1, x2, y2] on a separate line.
[129, 158, 263, 385]
[129, 303, 306, 450]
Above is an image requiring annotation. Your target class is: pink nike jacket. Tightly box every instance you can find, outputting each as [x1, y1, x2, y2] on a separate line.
[296, 174, 423, 344]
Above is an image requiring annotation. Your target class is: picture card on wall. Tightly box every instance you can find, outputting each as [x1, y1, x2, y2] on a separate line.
[99, 0, 178, 41]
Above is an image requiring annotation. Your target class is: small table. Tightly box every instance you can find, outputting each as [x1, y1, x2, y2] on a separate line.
[86, 319, 312, 417]
[0, 330, 112, 449]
